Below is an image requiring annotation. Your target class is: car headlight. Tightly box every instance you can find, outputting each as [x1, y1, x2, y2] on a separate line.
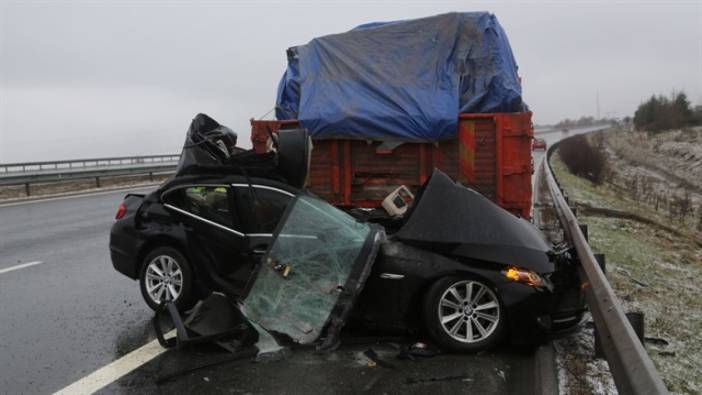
[503, 266, 547, 288]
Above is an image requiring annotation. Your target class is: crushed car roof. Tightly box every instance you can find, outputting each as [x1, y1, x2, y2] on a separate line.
[175, 113, 311, 189]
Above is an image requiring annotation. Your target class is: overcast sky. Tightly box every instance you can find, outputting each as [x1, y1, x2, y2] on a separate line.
[1, 0, 701, 162]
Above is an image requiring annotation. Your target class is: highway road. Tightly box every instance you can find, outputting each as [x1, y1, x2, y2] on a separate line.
[0, 125, 608, 394]
[0, 188, 157, 394]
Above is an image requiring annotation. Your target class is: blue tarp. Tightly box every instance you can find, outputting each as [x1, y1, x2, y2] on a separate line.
[275, 12, 527, 141]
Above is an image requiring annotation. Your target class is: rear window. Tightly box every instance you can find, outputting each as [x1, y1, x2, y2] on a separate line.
[163, 185, 235, 228]
[234, 186, 292, 234]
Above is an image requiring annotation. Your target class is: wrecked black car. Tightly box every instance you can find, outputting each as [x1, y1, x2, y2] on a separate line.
[110, 114, 584, 353]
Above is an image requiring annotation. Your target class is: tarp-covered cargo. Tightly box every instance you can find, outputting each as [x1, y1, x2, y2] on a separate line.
[275, 12, 526, 141]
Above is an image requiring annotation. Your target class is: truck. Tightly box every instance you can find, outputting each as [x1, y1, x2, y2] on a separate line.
[250, 113, 533, 218]
[252, 12, 534, 218]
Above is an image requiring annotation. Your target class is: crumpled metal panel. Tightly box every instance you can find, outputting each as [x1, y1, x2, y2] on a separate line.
[396, 169, 552, 272]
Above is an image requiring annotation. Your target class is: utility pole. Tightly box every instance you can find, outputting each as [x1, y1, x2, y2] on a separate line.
[596, 89, 601, 119]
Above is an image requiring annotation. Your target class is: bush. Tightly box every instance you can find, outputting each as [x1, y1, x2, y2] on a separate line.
[633, 91, 699, 133]
[558, 134, 607, 184]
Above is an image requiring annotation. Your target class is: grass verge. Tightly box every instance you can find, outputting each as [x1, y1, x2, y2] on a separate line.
[551, 153, 702, 394]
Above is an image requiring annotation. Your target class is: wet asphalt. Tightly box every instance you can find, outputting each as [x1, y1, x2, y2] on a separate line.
[0, 126, 606, 394]
[100, 342, 538, 394]
[0, 188, 156, 394]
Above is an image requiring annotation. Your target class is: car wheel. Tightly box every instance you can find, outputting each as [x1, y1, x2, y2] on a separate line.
[139, 246, 195, 311]
[423, 276, 505, 352]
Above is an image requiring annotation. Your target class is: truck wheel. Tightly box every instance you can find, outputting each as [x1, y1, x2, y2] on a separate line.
[139, 246, 195, 311]
[423, 276, 505, 352]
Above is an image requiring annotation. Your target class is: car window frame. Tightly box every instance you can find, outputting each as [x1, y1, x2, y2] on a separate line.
[160, 183, 295, 238]
[161, 184, 244, 237]
[231, 183, 295, 237]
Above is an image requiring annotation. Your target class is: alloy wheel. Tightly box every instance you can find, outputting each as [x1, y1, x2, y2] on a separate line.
[437, 280, 501, 343]
[145, 255, 183, 304]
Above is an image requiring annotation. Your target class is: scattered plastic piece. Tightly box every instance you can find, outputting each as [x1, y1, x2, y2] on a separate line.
[396, 342, 441, 360]
[363, 349, 396, 369]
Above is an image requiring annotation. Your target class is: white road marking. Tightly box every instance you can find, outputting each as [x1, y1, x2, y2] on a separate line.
[0, 261, 44, 275]
[53, 330, 175, 395]
[0, 184, 158, 208]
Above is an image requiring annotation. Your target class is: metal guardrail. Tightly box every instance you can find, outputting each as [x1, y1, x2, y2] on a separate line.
[544, 140, 668, 394]
[534, 123, 613, 136]
[0, 154, 180, 193]
[0, 154, 180, 174]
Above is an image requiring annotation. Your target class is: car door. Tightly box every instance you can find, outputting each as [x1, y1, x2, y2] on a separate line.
[161, 184, 251, 291]
[232, 183, 295, 260]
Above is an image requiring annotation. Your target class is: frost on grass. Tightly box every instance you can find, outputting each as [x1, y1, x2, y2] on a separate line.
[606, 126, 702, 193]
[587, 216, 702, 394]
[551, 135, 702, 394]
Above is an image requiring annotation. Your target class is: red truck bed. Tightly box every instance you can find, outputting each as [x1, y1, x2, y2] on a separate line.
[251, 112, 534, 218]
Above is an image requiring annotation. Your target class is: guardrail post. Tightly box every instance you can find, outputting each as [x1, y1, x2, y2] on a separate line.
[594, 327, 604, 359]
[95, 176, 101, 188]
[594, 253, 606, 275]
[596, 312, 645, 359]
[25, 183, 31, 196]
[626, 312, 645, 345]
[149, 172, 153, 182]
[579, 224, 588, 242]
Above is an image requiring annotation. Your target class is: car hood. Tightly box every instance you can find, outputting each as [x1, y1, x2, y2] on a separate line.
[395, 170, 553, 273]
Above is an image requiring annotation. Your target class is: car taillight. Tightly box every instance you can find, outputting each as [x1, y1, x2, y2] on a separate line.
[115, 202, 127, 220]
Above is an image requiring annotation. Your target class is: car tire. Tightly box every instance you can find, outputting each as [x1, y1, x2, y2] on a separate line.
[422, 276, 506, 352]
[139, 246, 195, 312]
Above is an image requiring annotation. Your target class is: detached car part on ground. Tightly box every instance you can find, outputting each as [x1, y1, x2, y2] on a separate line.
[110, 114, 584, 353]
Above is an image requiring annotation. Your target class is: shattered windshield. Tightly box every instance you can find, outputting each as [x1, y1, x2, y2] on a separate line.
[239, 194, 374, 344]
